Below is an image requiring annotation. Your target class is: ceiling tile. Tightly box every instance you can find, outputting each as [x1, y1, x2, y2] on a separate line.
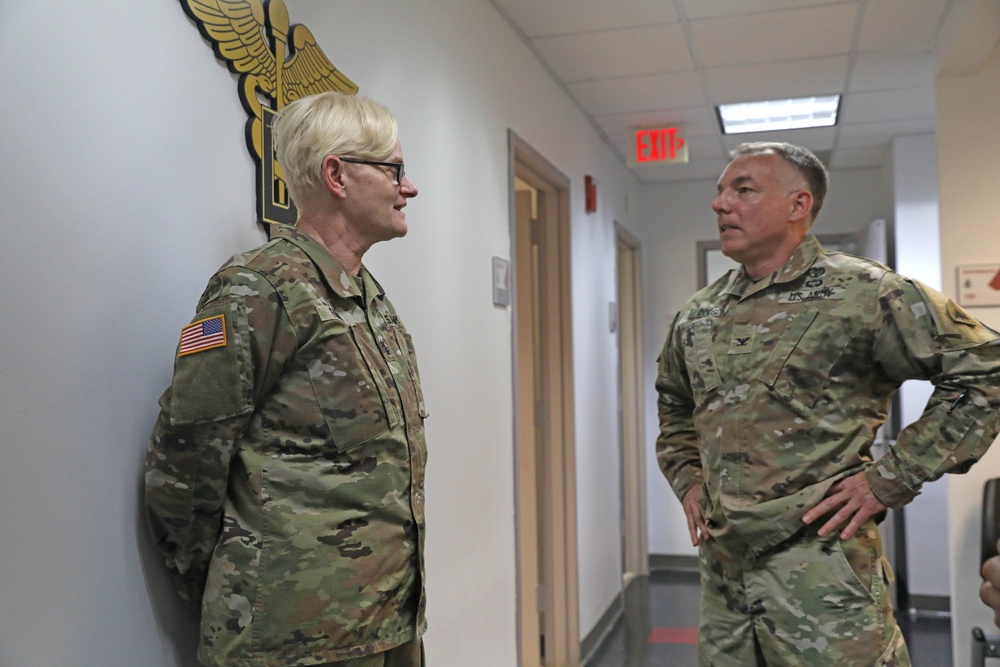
[680, 0, 846, 21]
[849, 51, 935, 92]
[936, 0, 1000, 76]
[829, 145, 889, 169]
[837, 118, 936, 148]
[596, 106, 721, 138]
[568, 71, 704, 116]
[705, 55, 849, 104]
[532, 23, 693, 82]
[689, 5, 859, 69]
[722, 126, 838, 153]
[840, 86, 935, 124]
[858, 0, 949, 53]
[489, 0, 677, 38]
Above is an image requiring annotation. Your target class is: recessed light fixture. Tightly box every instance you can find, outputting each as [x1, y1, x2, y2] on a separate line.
[716, 95, 841, 134]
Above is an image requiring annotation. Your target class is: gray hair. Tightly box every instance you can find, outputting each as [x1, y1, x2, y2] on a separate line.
[731, 142, 829, 219]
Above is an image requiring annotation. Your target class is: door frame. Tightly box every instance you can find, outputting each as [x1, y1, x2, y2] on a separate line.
[509, 130, 579, 667]
[615, 223, 649, 582]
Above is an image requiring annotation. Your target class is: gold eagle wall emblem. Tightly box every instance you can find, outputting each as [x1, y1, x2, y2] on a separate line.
[180, 0, 358, 230]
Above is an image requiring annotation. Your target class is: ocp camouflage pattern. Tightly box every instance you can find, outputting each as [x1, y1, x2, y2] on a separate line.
[145, 225, 428, 666]
[699, 522, 910, 665]
[656, 235, 1000, 559]
[656, 235, 1000, 664]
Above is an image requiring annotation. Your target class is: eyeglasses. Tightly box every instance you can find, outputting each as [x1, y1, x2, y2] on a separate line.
[340, 157, 405, 185]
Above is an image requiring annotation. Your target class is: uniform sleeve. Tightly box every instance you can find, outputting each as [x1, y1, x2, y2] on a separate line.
[866, 276, 1000, 508]
[144, 267, 294, 602]
[655, 312, 704, 503]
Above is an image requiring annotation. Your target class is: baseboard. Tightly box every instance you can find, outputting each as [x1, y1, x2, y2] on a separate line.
[649, 553, 699, 573]
[907, 594, 951, 620]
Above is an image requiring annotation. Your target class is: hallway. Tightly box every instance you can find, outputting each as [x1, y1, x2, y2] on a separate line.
[3, 1, 1000, 664]
[584, 568, 953, 667]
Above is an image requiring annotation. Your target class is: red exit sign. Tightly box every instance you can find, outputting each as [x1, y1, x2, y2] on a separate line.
[633, 127, 688, 165]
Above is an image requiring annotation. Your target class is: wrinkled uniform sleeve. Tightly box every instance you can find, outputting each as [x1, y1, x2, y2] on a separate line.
[144, 266, 293, 602]
[655, 312, 704, 503]
[867, 276, 1000, 507]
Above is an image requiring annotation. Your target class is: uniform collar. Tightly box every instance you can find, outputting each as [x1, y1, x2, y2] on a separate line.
[724, 235, 822, 300]
[268, 224, 385, 305]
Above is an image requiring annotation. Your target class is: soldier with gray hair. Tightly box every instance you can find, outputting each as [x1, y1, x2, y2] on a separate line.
[656, 141, 1000, 666]
[145, 91, 427, 667]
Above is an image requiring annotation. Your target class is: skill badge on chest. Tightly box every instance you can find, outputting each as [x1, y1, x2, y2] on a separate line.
[778, 269, 848, 304]
[728, 323, 755, 354]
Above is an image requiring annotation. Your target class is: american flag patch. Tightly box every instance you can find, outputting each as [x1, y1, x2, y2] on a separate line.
[178, 314, 227, 357]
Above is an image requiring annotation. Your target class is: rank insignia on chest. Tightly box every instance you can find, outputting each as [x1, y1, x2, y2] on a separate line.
[728, 323, 755, 354]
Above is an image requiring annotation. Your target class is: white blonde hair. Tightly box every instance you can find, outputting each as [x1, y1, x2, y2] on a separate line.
[272, 92, 398, 207]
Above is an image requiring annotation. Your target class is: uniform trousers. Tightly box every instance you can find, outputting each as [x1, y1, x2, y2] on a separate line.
[697, 521, 911, 666]
[323, 639, 424, 667]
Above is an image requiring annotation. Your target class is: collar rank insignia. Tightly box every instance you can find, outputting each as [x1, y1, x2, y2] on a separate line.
[180, 0, 358, 233]
[729, 324, 755, 355]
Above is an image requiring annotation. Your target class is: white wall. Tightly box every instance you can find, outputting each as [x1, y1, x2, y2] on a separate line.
[636, 169, 893, 556]
[937, 37, 1000, 667]
[0, 3, 262, 665]
[889, 133, 950, 598]
[637, 178, 712, 557]
[0, 1, 642, 664]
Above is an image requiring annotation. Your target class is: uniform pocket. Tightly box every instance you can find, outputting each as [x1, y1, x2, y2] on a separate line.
[307, 318, 399, 452]
[760, 306, 851, 407]
[680, 318, 722, 402]
[836, 530, 881, 604]
[392, 328, 428, 419]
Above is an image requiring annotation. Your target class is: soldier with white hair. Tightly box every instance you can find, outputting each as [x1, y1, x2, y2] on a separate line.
[146, 91, 427, 667]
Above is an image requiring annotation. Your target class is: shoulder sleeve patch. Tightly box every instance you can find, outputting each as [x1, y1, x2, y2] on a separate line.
[169, 301, 254, 425]
[178, 314, 227, 357]
[914, 280, 1000, 347]
[946, 300, 978, 327]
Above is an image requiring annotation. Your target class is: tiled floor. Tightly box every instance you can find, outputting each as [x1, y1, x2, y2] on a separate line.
[584, 569, 953, 667]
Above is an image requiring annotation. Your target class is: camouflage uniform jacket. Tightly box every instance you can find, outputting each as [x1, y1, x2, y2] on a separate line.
[145, 225, 428, 666]
[656, 235, 1000, 559]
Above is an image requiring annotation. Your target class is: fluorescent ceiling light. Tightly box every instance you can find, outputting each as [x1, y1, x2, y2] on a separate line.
[717, 95, 841, 134]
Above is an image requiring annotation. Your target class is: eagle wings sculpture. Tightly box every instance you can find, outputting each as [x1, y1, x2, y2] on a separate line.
[181, 0, 358, 227]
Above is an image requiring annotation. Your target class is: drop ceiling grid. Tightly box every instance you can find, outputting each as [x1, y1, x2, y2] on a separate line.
[487, 0, 970, 180]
